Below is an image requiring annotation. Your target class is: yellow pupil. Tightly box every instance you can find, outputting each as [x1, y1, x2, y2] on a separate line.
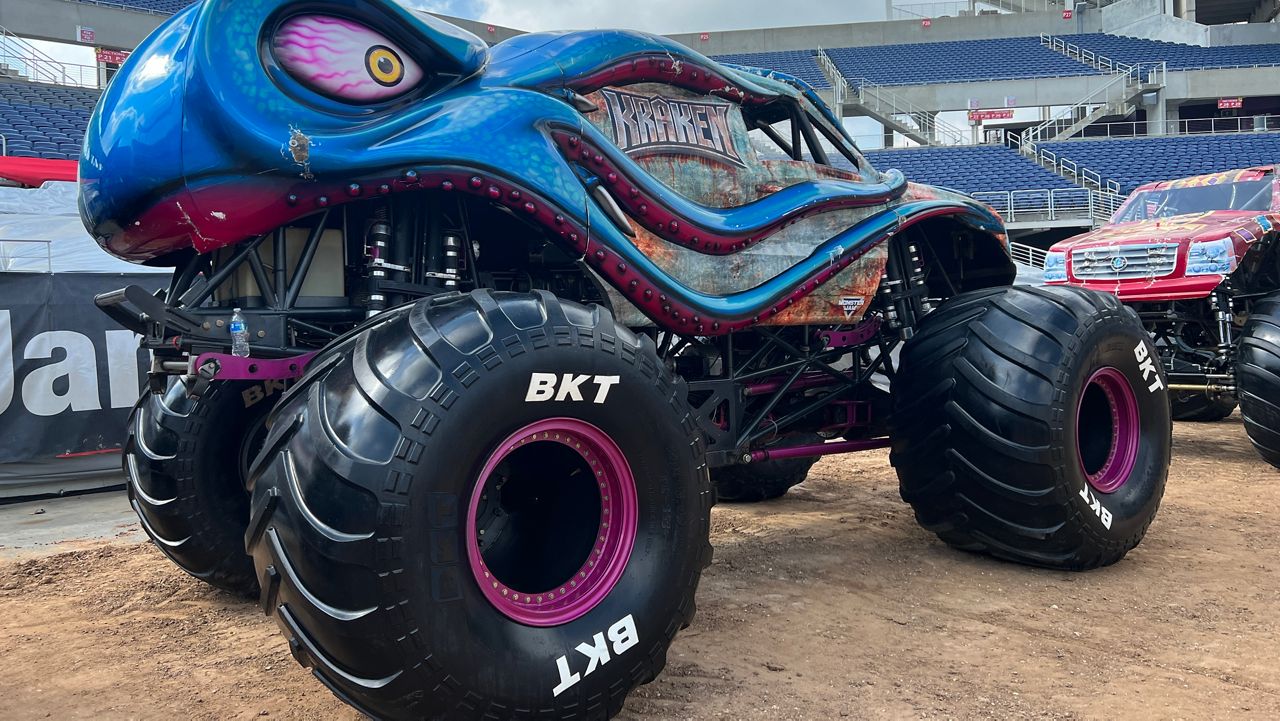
[367, 47, 402, 85]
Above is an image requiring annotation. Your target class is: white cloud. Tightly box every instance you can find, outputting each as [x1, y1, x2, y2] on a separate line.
[434, 0, 886, 35]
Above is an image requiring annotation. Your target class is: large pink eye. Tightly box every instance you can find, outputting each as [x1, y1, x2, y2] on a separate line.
[273, 15, 423, 103]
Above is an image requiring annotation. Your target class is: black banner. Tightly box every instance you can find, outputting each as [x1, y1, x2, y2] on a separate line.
[0, 273, 168, 466]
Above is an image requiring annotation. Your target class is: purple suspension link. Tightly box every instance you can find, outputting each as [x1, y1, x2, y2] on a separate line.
[747, 437, 891, 463]
[193, 351, 317, 380]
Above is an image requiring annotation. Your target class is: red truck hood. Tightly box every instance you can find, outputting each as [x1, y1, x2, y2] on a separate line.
[1051, 211, 1257, 252]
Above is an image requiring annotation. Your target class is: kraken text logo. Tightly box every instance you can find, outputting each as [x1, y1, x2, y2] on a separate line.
[601, 88, 745, 167]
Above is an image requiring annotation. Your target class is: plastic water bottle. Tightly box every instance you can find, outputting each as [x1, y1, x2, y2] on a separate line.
[229, 308, 250, 358]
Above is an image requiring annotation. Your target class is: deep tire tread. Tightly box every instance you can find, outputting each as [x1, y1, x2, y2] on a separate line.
[124, 380, 271, 596]
[891, 285, 1170, 571]
[1238, 294, 1280, 468]
[246, 290, 711, 720]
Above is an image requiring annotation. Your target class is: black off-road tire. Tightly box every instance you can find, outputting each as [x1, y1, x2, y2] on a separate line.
[245, 290, 712, 720]
[1170, 391, 1237, 422]
[1238, 293, 1280, 469]
[712, 434, 820, 502]
[125, 378, 284, 596]
[891, 286, 1171, 570]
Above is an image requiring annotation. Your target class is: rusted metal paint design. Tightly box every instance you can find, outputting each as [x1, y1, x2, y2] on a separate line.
[586, 84, 889, 326]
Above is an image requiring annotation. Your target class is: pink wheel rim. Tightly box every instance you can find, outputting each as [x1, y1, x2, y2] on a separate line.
[465, 418, 637, 627]
[1076, 366, 1141, 494]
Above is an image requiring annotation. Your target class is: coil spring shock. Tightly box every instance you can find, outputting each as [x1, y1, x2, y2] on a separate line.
[879, 233, 931, 339]
[365, 205, 392, 317]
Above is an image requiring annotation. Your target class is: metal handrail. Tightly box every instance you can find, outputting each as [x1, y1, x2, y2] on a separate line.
[972, 187, 1125, 228]
[817, 47, 968, 146]
[1008, 240, 1048, 268]
[61, 0, 176, 16]
[1019, 61, 1165, 147]
[1049, 115, 1280, 140]
[814, 48, 850, 109]
[0, 133, 6, 156]
[1041, 33, 1280, 73]
[0, 25, 100, 88]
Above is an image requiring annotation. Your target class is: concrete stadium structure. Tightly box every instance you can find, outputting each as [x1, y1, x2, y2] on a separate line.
[1, 0, 1278, 245]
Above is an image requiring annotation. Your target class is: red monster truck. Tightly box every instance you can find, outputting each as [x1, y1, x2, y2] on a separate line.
[1046, 166, 1280, 468]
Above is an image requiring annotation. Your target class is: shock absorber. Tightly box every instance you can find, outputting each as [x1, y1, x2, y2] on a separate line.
[442, 233, 461, 289]
[879, 232, 930, 338]
[1211, 286, 1236, 358]
[365, 205, 392, 317]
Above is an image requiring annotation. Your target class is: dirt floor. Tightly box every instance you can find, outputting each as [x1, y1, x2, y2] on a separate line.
[1, 415, 1277, 720]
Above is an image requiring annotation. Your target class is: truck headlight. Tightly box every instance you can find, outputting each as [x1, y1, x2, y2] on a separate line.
[1043, 251, 1068, 282]
[1186, 237, 1237, 277]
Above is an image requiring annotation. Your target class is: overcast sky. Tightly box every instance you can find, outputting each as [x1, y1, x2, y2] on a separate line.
[401, 0, 888, 34]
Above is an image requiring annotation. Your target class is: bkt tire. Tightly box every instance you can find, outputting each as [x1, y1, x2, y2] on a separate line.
[125, 378, 282, 595]
[891, 286, 1171, 570]
[1238, 293, 1280, 469]
[1170, 390, 1237, 422]
[246, 290, 712, 720]
[711, 434, 820, 502]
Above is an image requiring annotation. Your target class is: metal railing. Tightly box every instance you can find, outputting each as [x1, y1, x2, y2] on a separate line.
[0, 25, 101, 88]
[815, 49, 850, 108]
[1041, 34, 1133, 75]
[1016, 61, 1165, 147]
[0, 240, 53, 273]
[1051, 114, 1280, 140]
[1008, 240, 1048, 268]
[1018, 143, 1124, 194]
[816, 49, 970, 147]
[1041, 33, 1280, 73]
[853, 79, 971, 145]
[60, 0, 177, 16]
[972, 187, 1125, 227]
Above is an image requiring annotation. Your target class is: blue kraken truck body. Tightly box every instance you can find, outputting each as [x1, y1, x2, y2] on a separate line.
[82, 3, 1170, 718]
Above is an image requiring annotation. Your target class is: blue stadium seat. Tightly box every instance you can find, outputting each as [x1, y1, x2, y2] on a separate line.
[824, 37, 1099, 86]
[69, 0, 197, 14]
[710, 51, 831, 89]
[1040, 134, 1280, 193]
[860, 145, 1075, 194]
[1062, 34, 1280, 71]
[0, 79, 102, 158]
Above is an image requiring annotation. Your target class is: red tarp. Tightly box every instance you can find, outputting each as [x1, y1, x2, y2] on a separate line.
[0, 157, 77, 187]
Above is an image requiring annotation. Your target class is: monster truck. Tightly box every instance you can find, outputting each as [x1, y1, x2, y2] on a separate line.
[1045, 167, 1280, 469]
[81, 2, 1171, 718]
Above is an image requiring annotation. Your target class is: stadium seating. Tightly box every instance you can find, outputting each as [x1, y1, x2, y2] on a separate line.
[711, 51, 830, 89]
[862, 144, 1076, 193]
[1062, 34, 1280, 71]
[0, 80, 99, 160]
[1040, 134, 1280, 193]
[71, 0, 197, 14]
[824, 37, 1099, 86]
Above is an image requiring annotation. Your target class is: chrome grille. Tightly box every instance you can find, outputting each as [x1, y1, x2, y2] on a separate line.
[1070, 242, 1179, 280]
